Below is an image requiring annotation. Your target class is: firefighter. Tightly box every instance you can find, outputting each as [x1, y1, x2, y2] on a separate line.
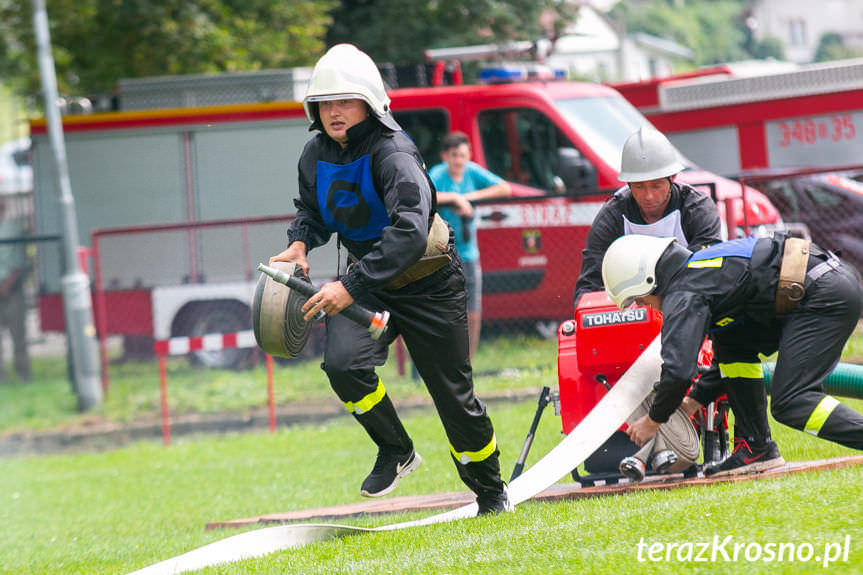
[603, 234, 863, 470]
[269, 44, 510, 513]
[573, 126, 721, 304]
[574, 126, 782, 477]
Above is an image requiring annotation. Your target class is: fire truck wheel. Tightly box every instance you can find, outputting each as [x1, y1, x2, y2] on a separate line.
[535, 320, 560, 340]
[174, 300, 253, 370]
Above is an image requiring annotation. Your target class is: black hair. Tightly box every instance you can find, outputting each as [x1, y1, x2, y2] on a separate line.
[440, 131, 470, 152]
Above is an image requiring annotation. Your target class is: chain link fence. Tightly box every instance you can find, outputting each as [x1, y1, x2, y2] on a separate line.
[88, 215, 341, 384]
[736, 165, 863, 280]
[26, 165, 863, 382]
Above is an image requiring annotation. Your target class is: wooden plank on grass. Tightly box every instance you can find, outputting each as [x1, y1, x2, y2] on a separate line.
[206, 455, 863, 530]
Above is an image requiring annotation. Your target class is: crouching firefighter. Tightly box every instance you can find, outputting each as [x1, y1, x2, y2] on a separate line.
[268, 44, 510, 514]
[603, 233, 863, 468]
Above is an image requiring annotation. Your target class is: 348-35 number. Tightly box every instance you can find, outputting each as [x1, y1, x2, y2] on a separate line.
[778, 115, 856, 147]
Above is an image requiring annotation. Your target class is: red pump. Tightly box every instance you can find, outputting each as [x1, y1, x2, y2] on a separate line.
[556, 291, 725, 479]
[558, 291, 664, 434]
[509, 291, 726, 483]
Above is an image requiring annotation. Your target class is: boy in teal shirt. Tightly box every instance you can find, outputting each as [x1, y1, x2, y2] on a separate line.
[429, 131, 511, 357]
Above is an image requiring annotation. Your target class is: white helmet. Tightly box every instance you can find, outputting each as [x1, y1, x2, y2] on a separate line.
[618, 126, 685, 183]
[602, 235, 677, 310]
[303, 44, 395, 128]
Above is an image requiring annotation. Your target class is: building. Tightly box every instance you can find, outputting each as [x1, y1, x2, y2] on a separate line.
[545, 3, 694, 82]
[747, 0, 863, 63]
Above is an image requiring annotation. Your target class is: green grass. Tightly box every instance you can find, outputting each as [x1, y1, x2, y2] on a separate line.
[3, 398, 863, 575]
[3, 328, 863, 573]
[3, 326, 861, 435]
[0, 333, 557, 434]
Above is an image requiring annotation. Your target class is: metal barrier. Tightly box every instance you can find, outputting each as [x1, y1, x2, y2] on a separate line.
[152, 329, 277, 445]
[89, 214, 311, 391]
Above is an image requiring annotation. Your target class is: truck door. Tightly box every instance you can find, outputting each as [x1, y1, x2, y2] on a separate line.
[472, 106, 604, 329]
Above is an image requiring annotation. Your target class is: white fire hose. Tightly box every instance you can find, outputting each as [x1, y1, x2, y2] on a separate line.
[127, 336, 662, 575]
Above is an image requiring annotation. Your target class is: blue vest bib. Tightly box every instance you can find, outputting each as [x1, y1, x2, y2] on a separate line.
[687, 236, 758, 263]
[316, 155, 391, 241]
[686, 236, 759, 333]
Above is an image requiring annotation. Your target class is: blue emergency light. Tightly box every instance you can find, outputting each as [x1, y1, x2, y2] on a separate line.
[479, 64, 566, 84]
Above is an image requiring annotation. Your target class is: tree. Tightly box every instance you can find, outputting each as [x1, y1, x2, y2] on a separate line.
[610, 0, 752, 66]
[752, 36, 785, 61]
[814, 32, 863, 63]
[0, 0, 336, 97]
[326, 0, 578, 64]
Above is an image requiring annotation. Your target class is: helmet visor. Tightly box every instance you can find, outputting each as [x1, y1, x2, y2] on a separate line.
[306, 93, 369, 104]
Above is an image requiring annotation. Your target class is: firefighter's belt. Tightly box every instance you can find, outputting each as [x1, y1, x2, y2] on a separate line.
[350, 213, 453, 290]
[386, 254, 452, 290]
[776, 237, 810, 316]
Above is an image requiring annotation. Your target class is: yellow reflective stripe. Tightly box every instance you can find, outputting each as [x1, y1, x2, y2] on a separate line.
[450, 434, 497, 464]
[343, 379, 386, 414]
[687, 257, 723, 268]
[804, 396, 840, 436]
[718, 362, 763, 379]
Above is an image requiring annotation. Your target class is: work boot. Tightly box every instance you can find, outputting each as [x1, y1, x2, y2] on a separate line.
[703, 438, 784, 477]
[476, 484, 513, 515]
[360, 448, 422, 498]
[619, 456, 646, 482]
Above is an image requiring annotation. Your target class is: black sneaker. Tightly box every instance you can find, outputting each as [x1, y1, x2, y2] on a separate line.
[619, 456, 646, 482]
[703, 438, 784, 478]
[360, 448, 422, 498]
[476, 484, 514, 515]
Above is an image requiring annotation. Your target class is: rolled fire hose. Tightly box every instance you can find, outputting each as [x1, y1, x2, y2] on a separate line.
[252, 263, 390, 358]
[126, 337, 663, 575]
[252, 262, 317, 358]
[627, 392, 700, 473]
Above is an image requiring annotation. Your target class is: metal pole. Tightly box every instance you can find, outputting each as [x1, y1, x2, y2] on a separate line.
[32, 0, 102, 410]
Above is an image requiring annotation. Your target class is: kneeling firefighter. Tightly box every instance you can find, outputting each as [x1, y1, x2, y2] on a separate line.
[604, 233, 863, 470]
[267, 44, 510, 514]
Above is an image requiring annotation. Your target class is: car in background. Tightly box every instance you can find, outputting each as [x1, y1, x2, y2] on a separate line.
[0, 138, 32, 195]
[751, 172, 863, 276]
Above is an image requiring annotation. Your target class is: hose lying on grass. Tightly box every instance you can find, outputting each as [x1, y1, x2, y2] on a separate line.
[126, 341, 665, 575]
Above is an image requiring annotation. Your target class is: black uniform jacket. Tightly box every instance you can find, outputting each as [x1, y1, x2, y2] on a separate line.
[287, 118, 437, 301]
[574, 182, 721, 304]
[649, 237, 784, 423]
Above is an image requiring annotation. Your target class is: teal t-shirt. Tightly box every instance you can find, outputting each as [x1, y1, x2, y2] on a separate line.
[428, 161, 503, 262]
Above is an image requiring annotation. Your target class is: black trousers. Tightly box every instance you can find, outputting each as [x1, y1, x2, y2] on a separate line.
[707, 258, 863, 450]
[769, 260, 863, 448]
[322, 260, 503, 496]
[689, 356, 775, 447]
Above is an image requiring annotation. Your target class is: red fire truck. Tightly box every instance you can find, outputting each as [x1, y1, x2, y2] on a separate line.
[611, 58, 863, 175]
[30, 67, 781, 366]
